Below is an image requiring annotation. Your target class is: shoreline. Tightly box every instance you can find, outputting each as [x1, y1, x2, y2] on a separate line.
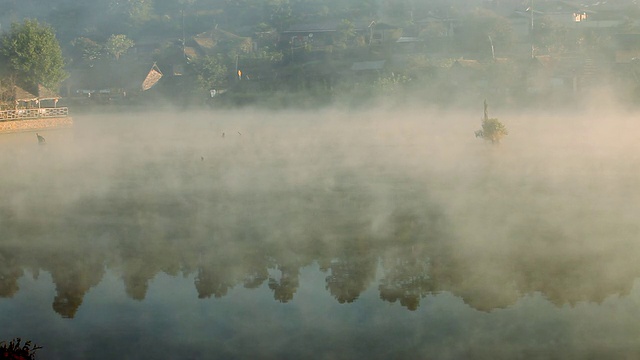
[0, 117, 74, 134]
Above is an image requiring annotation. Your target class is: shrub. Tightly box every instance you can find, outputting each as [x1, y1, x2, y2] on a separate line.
[0, 338, 41, 360]
[475, 100, 507, 144]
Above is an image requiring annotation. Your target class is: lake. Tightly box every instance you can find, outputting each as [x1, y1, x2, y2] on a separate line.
[2, 108, 640, 359]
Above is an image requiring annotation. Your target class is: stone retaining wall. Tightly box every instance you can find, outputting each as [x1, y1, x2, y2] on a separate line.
[0, 117, 73, 133]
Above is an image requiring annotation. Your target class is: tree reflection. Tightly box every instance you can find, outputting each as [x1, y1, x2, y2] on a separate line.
[47, 251, 105, 318]
[378, 257, 432, 311]
[268, 265, 300, 303]
[242, 267, 268, 289]
[3, 158, 640, 317]
[325, 251, 377, 304]
[195, 267, 236, 299]
[0, 251, 23, 298]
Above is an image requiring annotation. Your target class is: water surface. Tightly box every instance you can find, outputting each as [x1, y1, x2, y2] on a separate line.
[1, 109, 640, 359]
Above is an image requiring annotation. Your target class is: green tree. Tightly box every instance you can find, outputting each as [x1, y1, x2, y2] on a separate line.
[375, 72, 411, 94]
[348, 0, 379, 18]
[455, 9, 513, 58]
[0, 19, 66, 90]
[190, 55, 228, 90]
[104, 34, 135, 60]
[334, 19, 357, 49]
[532, 16, 573, 54]
[475, 100, 507, 144]
[264, 0, 292, 32]
[383, 0, 413, 21]
[70, 37, 103, 67]
[109, 0, 154, 26]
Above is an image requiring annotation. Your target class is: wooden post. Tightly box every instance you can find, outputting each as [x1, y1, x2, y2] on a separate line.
[484, 99, 489, 121]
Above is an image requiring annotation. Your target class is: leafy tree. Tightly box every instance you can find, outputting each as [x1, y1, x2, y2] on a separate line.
[375, 72, 411, 94]
[109, 0, 154, 26]
[419, 21, 449, 38]
[104, 34, 135, 60]
[532, 16, 574, 55]
[348, 0, 379, 18]
[70, 37, 103, 67]
[190, 55, 228, 90]
[264, 0, 293, 32]
[475, 100, 507, 144]
[383, 0, 413, 21]
[0, 19, 66, 90]
[455, 9, 513, 58]
[334, 19, 357, 49]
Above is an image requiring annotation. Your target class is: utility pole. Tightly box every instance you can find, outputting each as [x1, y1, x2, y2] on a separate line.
[488, 36, 495, 60]
[530, 0, 534, 59]
[182, 8, 186, 60]
[235, 54, 239, 80]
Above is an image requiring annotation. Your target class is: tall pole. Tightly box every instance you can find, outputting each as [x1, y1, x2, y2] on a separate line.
[488, 35, 495, 60]
[484, 100, 488, 121]
[182, 8, 186, 60]
[530, 0, 534, 58]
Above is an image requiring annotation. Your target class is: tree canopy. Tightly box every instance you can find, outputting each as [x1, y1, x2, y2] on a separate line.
[0, 19, 66, 90]
[105, 34, 135, 60]
[455, 9, 514, 58]
[190, 55, 228, 90]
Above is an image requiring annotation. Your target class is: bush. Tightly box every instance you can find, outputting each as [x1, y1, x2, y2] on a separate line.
[0, 338, 41, 360]
[475, 100, 507, 144]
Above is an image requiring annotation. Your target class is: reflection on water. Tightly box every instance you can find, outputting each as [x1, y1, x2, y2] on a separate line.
[2, 110, 640, 358]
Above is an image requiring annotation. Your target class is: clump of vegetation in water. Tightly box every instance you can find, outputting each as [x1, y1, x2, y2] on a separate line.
[475, 100, 508, 144]
[1, 338, 42, 359]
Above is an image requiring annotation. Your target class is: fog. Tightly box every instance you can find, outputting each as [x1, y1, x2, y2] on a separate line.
[3, 103, 640, 357]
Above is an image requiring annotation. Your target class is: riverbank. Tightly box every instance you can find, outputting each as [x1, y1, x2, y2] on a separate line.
[0, 117, 73, 134]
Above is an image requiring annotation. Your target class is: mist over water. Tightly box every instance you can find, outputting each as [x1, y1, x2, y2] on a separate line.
[3, 106, 640, 358]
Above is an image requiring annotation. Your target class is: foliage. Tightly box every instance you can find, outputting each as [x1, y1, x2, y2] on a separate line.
[248, 49, 284, 64]
[419, 21, 450, 38]
[190, 55, 228, 90]
[532, 16, 574, 54]
[70, 37, 103, 67]
[7, 0, 636, 110]
[375, 73, 411, 94]
[334, 19, 357, 49]
[264, 0, 293, 32]
[455, 9, 514, 58]
[382, 0, 412, 21]
[475, 100, 507, 144]
[0, 338, 41, 360]
[104, 34, 135, 60]
[346, 0, 379, 18]
[0, 19, 66, 90]
[404, 55, 444, 81]
[109, 0, 154, 26]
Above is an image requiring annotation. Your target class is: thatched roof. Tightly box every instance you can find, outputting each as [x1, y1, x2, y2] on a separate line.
[36, 84, 61, 100]
[0, 84, 60, 102]
[13, 86, 38, 101]
[193, 28, 253, 56]
[141, 64, 163, 91]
